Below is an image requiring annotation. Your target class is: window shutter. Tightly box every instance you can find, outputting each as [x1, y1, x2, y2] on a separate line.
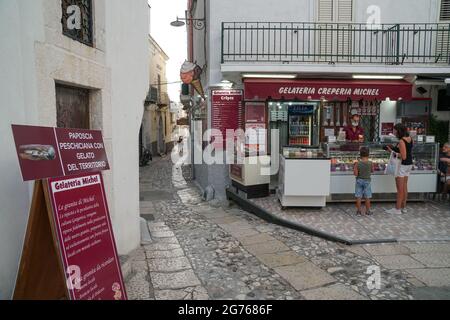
[336, 0, 353, 61]
[318, 0, 334, 22]
[440, 0, 450, 21]
[317, 0, 353, 62]
[435, 1, 450, 63]
[337, 0, 353, 22]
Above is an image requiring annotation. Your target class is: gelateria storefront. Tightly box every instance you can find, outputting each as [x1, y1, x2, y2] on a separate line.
[229, 78, 439, 206]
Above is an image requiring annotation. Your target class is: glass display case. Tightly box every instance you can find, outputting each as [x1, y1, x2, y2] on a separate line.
[324, 142, 439, 175]
[287, 104, 320, 146]
[282, 146, 328, 159]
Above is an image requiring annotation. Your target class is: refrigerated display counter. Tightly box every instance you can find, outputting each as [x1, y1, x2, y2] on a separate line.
[324, 142, 439, 200]
[278, 146, 331, 208]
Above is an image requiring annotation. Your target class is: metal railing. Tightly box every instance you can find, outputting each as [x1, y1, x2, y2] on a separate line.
[221, 22, 450, 65]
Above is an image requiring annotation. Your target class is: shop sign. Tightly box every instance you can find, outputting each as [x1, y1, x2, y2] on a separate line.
[12, 125, 125, 301]
[244, 79, 413, 101]
[47, 172, 126, 300]
[11, 125, 109, 181]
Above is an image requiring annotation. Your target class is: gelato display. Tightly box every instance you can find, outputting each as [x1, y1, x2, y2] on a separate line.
[326, 142, 438, 174]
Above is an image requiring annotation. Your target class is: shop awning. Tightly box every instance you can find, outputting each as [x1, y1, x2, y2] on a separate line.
[244, 78, 413, 101]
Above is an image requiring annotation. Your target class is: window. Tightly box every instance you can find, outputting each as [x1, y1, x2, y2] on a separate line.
[317, 0, 352, 22]
[61, 0, 93, 46]
[440, 0, 450, 21]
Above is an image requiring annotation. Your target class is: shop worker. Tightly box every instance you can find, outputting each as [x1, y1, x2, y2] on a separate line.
[344, 109, 365, 142]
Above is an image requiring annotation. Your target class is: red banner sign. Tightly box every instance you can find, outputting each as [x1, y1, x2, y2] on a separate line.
[47, 172, 126, 300]
[12, 125, 110, 181]
[244, 79, 413, 101]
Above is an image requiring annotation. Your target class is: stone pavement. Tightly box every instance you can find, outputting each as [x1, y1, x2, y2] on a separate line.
[125, 156, 450, 300]
[250, 195, 450, 242]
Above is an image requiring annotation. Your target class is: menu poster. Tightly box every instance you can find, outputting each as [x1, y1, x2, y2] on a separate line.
[381, 123, 394, 136]
[230, 164, 243, 181]
[324, 128, 335, 137]
[211, 90, 243, 149]
[245, 123, 267, 155]
[245, 102, 266, 123]
[47, 172, 126, 300]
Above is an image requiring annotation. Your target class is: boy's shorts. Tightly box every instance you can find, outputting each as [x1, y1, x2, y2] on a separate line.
[355, 178, 372, 199]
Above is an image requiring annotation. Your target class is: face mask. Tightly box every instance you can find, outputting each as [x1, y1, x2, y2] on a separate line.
[351, 120, 359, 127]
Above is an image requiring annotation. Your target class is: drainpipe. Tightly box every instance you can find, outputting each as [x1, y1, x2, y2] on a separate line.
[190, 101, 195, 180]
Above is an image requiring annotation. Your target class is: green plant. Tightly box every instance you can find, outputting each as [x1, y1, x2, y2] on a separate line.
[429, 114, 449, 146]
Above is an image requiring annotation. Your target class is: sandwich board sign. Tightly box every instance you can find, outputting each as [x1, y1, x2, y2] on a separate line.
[11, 124, 126, 300]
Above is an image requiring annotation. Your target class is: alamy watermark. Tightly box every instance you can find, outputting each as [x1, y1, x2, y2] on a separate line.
[171, 125, 280, 176]
[366, 265, 382, 291]
[66, 5, 82, 30]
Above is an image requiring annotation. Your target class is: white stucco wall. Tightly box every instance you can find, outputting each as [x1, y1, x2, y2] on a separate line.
[0, 0, 149, 299]
[0, 0, 45, 300]
[353, 0, 440, 23]
[105, 0, 149, 255]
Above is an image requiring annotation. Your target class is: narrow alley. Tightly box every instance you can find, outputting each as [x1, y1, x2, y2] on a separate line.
[124, 155, 450, 300]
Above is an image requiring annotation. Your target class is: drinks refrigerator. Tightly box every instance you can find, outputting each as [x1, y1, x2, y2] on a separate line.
[288, 104, 320, 146]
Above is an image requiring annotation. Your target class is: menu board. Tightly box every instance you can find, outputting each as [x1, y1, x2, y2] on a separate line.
[47, 172, 126, 300]
[211, 90, 243, 148]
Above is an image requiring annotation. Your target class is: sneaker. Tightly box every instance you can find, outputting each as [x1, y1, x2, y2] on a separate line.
[385, 208, 402, 215]
[356, 211, 363, 216]
[402, 208, 408, 214]
[366, 210, 374, 216]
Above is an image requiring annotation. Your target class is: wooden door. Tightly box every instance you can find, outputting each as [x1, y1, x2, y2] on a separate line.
[56, 84, 90, 129]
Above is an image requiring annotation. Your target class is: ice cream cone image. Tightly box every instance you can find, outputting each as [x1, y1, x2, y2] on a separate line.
[191, 79, 205, 98]
[180, 61, 197, 84]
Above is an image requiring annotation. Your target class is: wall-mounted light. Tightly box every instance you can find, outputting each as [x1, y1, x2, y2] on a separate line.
[170, 12, 205, 30]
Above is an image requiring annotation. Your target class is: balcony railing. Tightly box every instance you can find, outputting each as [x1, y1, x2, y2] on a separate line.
[221, 22, 450, 65]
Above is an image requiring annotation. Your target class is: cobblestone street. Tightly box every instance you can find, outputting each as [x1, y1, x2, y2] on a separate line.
[125, 156, 450, 300]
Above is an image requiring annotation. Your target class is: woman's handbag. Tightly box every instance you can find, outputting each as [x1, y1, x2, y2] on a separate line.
[385, 152, 401, 176]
